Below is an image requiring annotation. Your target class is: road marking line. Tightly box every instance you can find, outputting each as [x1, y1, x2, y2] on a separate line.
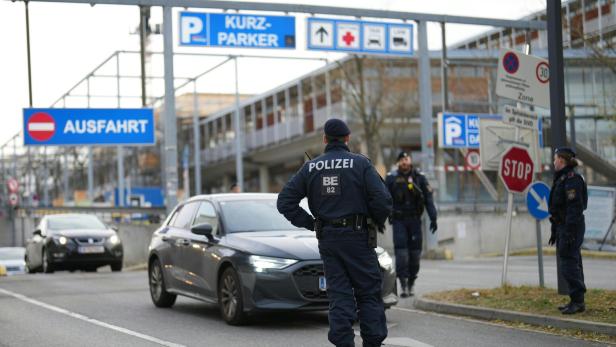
[352, 322, 433, 347]
[0, 287, 185, 347]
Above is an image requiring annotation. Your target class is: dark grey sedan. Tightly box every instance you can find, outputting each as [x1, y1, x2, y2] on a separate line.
[25, 214, 124, 273]
[147, 193, 397, 325]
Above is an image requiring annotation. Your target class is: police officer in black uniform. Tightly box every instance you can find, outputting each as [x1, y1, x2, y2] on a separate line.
[385, 152, 437, 297]
[277, 118, 392, 347]
[548, 147, 588, 315]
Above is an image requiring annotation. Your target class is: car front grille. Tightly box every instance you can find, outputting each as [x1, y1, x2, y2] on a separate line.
[75, 237, 104, 245]
[293, 263, 328, 300]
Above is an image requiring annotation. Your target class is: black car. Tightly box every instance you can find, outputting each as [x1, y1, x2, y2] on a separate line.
[25, 214, 124, 273]
[147, 193, 397, 325]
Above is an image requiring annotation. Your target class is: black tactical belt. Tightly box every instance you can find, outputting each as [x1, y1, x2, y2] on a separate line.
[322, 215, 366, 231]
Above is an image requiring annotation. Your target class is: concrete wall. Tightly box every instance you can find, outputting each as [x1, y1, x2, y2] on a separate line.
[116, 224, 158, 266]
[377, 209, 551, 259]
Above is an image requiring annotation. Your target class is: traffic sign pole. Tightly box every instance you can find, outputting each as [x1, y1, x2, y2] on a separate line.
[535, 218, 545, 287]
[501, 190, 514, 286]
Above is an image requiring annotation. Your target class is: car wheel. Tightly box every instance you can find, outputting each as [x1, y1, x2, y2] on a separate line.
[218, 267, 247, 325]
[42, 249, 54, 274]
[25, 256, 36, 274]
[149, 258, 176, 308]
[111, 262, 123, 272]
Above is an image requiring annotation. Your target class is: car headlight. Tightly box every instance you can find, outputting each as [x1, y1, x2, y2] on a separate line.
[248, 255, 297, 272]
[109, 235, 121, 245]
[376, 247, 393, 270]
[53, 236, 69, 245]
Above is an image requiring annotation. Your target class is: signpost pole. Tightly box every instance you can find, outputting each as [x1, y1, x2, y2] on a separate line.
[501, 191, 514, 286]
[63, 152, 69, 204]
[192, 81, 201, 195]
[43, 147, 49, 206]
[162, 6, 179, 212]
[233, 57, 244, 191]
[547, 0, 567, 150]
[116, 53, 125, 207]
[536, 218, 545, 287]
[86, 77, 94, 201]
[417, 20, 434, 179]
[418, 20, 437, 252]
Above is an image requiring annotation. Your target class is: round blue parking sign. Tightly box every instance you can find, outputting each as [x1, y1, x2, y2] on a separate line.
[526, 182, 551, 220]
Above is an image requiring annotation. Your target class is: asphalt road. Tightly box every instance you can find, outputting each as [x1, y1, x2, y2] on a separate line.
[0, 256, 612, 347]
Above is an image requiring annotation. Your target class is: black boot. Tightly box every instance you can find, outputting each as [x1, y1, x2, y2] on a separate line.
[408, 279, 415, 297]
[561, 302, 585, 314]
[399, 278, 409, 298]
[558, 302, 571, 312]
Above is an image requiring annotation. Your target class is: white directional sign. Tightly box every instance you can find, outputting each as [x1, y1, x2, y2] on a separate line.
[479, 118, 541, 172]
[503, 105, 538, 130]
[388, 25, 412, 53]
[363, 24, 386, 51]
[308, 20, 334, 48]
[496, 49, 550, 109]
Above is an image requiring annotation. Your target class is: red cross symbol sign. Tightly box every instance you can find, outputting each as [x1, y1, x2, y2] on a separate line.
[342, 32, 355, 46]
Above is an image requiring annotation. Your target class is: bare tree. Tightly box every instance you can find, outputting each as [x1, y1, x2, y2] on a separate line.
[337, 56, 418, 167]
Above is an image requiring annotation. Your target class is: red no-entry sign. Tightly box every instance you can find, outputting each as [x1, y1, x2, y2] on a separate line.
[499, 146, 534, 193]
[27, 112, 56, 142]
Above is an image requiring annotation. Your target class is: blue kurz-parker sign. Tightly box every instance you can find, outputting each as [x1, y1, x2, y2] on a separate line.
[179, 12, 295, 48]
[23, 108, 155, 146]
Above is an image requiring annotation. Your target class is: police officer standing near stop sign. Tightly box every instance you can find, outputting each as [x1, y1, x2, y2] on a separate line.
[385, 152, 437, 297]
[548, 147, 588, 315]
[277, 118, 392, 347]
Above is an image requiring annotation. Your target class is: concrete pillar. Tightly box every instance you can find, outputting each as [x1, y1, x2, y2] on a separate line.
[259, 165, 270, 193]
[222, 174, 231, 193]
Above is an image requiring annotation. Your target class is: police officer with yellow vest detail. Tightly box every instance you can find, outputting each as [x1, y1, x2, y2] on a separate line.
[385, 152, 437, 297]
[548, 147, 588, 315]
[277, 118, 392, 347]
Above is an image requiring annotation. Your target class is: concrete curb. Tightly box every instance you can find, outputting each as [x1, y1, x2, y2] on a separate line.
[415, 297, 616, 336]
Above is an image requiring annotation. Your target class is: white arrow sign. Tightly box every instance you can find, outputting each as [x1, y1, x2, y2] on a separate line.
[529, 186, 548, 212]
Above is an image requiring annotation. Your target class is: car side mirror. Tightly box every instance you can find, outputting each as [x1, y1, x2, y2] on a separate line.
[33, 229, 42, 237]
[191, 223, 214, 240]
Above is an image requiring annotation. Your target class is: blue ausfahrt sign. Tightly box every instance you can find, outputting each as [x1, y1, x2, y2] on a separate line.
[527, 181, 551, 220]
[23, 108, 155, 146]
[179, 12, 295, 49]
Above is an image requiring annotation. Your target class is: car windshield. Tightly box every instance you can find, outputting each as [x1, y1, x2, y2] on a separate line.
[47, 215, 107, 231]
[0, 248, 25, 260]
[219, 199, 305, 233]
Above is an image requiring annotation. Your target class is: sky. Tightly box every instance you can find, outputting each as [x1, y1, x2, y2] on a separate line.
[0, 0, 547, 147]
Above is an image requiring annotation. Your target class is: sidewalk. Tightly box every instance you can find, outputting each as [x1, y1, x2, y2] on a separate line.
[414, 296, 616, 336]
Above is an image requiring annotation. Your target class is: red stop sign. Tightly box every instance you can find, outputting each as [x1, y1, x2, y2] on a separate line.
[499, 146, 534, 193]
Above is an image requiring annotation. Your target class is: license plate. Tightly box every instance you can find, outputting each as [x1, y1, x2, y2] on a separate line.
[318, 276, 327, 291]
[78, 246, 105, 254]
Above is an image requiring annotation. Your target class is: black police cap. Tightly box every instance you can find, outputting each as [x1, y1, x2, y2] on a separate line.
[555, 147, 576, 157]
[397, 151, 410, 161]
[324, 118, 350, 137]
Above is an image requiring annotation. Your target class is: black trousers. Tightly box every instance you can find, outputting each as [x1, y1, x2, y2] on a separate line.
[556, 225, 586, 303]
